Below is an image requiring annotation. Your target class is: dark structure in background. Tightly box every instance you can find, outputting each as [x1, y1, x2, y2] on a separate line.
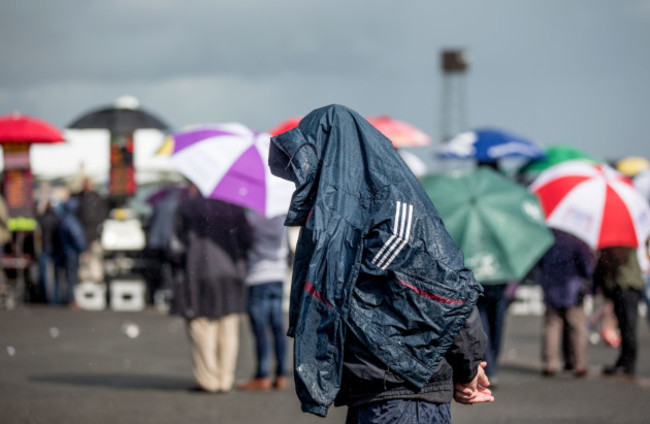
[440, 49, 469, 142]
[67, 96, 170, 208]
[68, 96, 172, 310]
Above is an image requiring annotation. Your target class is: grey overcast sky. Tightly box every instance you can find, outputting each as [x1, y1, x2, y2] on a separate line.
[1, 0, 650, 162]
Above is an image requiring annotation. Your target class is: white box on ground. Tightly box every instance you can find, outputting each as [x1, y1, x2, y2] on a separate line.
[110, 280, 146, 311]
[75, 282, 107, 311]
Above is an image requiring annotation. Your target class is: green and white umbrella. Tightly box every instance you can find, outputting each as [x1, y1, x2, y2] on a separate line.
[516, 144, 600, 185]
[421, 167, 554, 284]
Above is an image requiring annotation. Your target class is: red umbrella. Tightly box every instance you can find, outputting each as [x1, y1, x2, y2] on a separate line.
[366, 115, 433, 148]
[269, 115, 433, 148]
[0, 113, 65, 144]
[530, 160, 650, 249]
[0, 113, 64, 227]
[269, 117, 302, 136]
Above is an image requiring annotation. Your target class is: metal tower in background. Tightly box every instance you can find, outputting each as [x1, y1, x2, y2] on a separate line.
[440, 49, 469, 142]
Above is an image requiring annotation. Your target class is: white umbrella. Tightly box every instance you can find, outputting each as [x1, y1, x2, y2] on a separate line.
[163, 123, 294, 218]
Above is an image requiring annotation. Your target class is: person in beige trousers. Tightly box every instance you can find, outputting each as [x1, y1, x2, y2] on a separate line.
[169, 186, 252, 393]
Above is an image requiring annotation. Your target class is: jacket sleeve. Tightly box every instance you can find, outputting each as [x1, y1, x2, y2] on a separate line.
[445, 306, 486, 384]
[291, 203, 365, 417]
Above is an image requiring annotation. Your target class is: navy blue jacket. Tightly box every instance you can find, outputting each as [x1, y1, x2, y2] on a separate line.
[536, 229, 594, 308]
[57, 198, 87, 258]
[269, 105, 483, 417]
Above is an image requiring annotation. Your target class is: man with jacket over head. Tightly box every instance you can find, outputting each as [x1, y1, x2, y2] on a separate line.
[269, 104, 493, 423]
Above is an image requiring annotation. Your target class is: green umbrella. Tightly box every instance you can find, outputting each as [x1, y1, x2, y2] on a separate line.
[421, 168, 554, 284]
[516, 144, 600, 184]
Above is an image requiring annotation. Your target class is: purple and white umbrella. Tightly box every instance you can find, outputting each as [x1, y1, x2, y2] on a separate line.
[165, 123, 294, 217]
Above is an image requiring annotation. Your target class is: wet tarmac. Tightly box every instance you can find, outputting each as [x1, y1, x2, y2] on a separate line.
[1, 306, 649, 423]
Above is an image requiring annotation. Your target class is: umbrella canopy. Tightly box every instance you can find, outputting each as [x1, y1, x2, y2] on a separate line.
[365, 115, 433, 147]
[269, 117, 302, 136]
[530, 160, 650, 250]
[615, 156, 650, 177]
[68, 96, 169, 135]
[516, 144, 600, 184]
[421, 168, 553, 283]
[164, 123, 294, 218]
[269, 115, 433, 148]
[634, 169, 650, 202]
[437, 127, 545, 163]
[0, 113, 65, 144]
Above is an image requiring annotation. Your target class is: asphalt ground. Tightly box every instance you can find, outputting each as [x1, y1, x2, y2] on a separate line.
[1, 306, 650, 424]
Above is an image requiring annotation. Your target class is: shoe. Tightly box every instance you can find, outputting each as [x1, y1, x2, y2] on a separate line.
[602, 364, 621, 375]
[541, 368, 556, 377]
[273, 376, 288, 390]
[187, 385, 216, 393]
[237, 377, 272, 391]
[602, 364, 634, 378]
[573, 368, 588, 378]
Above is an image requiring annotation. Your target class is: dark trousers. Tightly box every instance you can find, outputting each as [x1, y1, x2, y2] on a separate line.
[477, 284, 508, 378]
[39, 252, 61, 304]
[246, 281, 287, 378]
[346, 400, 451, 424]
[61, 253, 79, 305]
[611, 287, 642, 373]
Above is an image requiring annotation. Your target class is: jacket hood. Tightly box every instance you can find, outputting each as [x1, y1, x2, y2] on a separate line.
[269, 104, 408, 226]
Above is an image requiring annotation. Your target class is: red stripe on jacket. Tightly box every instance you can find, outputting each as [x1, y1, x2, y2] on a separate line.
[305, 280, 333, 309]
[397, 278, 466, 305]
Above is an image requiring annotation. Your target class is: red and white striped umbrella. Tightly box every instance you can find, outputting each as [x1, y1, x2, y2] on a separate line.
[530, 160, 650, 250]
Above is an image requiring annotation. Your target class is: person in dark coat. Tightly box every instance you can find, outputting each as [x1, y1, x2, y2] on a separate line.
[536, 228, 594, 377]
[56, 197, 87, 307]
[36, 199, 62, 304]
[74, 177, 108, 247]
[144, 184, 185, 304]
[74, 177, 108, 284]
[169, 185, 252, 393]
[269, 104, 493, 422]
[595, 246, 645, 378]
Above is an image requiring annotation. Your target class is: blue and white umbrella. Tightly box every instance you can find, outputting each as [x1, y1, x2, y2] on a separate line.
[437, 128, 545, 162]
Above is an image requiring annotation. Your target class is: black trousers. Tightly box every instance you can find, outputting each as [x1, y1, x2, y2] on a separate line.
[612, 287, 642, 373]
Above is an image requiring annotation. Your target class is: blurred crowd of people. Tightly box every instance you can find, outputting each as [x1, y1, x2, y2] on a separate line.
[166, 183, 290, 393]
[480, 159, 650, 384]
[2, 176, 292, 394]
[32, 177, 108, 307]
[1, 157, 649, 402]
